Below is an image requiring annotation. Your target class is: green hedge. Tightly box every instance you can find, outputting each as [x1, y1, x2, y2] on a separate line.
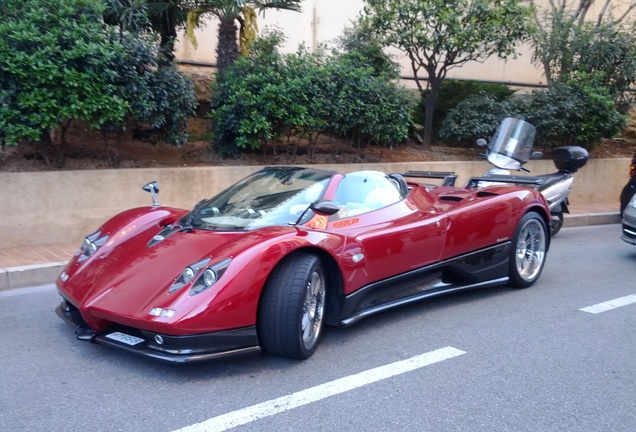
[210, 33, 414, 158]
[439, 83, 625, 148]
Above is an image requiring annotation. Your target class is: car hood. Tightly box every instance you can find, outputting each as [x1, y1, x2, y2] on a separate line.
[61, 225, 295, 321]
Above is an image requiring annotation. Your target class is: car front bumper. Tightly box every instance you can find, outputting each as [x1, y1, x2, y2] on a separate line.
[621, 205, 636, 245]
[621, 224, 636, 245]
[55, 298, 261, 363]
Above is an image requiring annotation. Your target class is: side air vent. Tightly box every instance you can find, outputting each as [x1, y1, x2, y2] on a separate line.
[439, 195, 464, 202]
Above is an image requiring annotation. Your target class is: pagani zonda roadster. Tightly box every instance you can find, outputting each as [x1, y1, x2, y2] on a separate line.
[56, 166, 550, 362]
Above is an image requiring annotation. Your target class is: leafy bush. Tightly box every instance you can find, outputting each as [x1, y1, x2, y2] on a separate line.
[209, 32, 287, 156]
[531, 6, 636, 111]
[0, 0, 128, 153]
[132, 65, 196, 146]
[105, 35, 196, 148]
[524, 82, 625, 147]
[336, 22, 401, 80]
[440, 83, 625, 147]
[412, 80, 515, 140]
[439, 92, 522, 144]
[325, 57, 413, 146]
[437, 81, 515, 120]
[0, 0, 196, 168]
[210, 32, 413, 157]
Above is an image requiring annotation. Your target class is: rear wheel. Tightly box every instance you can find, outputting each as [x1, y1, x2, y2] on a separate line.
[509, 212, 548, 288]
[258, 253, 326, 359]
[549, 207, 564, 236]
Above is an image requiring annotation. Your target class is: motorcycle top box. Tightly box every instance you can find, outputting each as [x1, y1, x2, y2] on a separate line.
[552, 146, 589, 173]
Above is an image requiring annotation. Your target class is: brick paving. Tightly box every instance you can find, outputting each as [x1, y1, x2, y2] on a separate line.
[0, 242, 77, 269]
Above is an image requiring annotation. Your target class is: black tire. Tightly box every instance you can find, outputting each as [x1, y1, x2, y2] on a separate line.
[550, 208, 564, 236]
[509, 212, 548, 288]
[258, 253, 326, 360]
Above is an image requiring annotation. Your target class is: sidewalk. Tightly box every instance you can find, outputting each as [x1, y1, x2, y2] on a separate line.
[0, 205, 621, 292]
[0, 242, 77, 291]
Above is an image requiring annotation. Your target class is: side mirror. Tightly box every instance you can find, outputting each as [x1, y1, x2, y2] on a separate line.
[531, 151, 544, 159]
[310, 200, 340, 216]
[143, 181, 160, 207]
[476, 138, 488, 147]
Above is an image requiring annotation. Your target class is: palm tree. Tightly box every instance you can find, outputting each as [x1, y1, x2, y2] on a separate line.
[103, 0, 150, 35]
[193, 0, 303, 73]
[102, 1, 190, 66]
[109, 1, 301, 70]
[145, 1, 197, 65]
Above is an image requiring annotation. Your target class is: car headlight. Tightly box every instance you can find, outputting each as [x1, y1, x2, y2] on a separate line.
[630, 193, 636, 208]
[169, 258, 211, 292]
[182, 267, 196, 284]
[202, 268, 217, 287]
[76, 231, 109, 262]
[190, 258, 232, 296]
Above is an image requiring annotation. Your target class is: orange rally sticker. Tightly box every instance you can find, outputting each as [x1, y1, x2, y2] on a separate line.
[332, 218, 360, 229]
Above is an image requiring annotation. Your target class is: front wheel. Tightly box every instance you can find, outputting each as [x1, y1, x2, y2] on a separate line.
[258, 253, 326, 360]
[509, 212, 548, 288]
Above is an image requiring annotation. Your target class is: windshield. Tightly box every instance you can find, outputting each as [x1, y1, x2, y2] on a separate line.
[188, 167, 333, 231]
[487, 117, 536, 170]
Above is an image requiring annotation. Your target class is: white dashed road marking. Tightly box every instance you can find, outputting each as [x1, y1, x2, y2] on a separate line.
[579, 293, 636, 314]
[172, 346, 466, 432]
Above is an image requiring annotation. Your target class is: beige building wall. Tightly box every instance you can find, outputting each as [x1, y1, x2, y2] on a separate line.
[174, 0, 546, 85]
[174, 0, 635, 87]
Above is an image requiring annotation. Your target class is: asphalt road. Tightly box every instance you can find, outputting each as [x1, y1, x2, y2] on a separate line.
[1, 224, 635, 432]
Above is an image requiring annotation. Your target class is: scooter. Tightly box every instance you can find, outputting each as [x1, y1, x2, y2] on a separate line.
[476, 118, 589, 236]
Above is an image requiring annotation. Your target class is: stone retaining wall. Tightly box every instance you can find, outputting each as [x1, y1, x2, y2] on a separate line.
[0, 159, 627, 248]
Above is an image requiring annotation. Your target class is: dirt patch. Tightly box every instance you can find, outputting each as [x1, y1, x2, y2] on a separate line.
[1, 117, 635, 172]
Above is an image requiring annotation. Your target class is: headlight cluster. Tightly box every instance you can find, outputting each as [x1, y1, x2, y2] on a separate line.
[190, 258, 231, 296]
[76, 231, 109, 262]
[630, 194, 636, 208]
[169, 257, 232, 296]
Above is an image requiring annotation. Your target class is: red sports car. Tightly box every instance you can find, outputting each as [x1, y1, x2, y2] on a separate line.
[56, 166, 550, 362]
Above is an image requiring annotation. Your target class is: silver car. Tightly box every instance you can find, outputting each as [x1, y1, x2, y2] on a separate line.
[621, 193, 636, 245]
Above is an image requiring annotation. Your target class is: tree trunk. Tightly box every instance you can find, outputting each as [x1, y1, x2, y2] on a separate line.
[100, 130, 112, 165]
[56, 120, 72, 167]
[38, 130, 52, 166]
[217, 16, 239, 75]
[158, 7, 177, 66]
[115, 130, 123, 167]
[420, 80, 442, 150]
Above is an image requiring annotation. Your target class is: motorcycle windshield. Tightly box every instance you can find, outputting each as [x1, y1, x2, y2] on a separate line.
[487, 118, 536, 170]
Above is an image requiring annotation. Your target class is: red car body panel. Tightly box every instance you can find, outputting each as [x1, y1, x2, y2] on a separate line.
[55, 167, 550, 362]
[63, 218, 346, 334]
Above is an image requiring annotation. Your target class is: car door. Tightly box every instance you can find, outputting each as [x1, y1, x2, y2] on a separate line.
[441, 191, 518, 260]
[329, 190, 448, 295]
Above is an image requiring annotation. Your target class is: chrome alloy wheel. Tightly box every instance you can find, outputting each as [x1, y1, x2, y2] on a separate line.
[301, 270, 325, 350]
[515, 218, 547, 282]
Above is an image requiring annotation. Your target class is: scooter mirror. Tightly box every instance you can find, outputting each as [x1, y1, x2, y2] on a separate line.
[531, 151, 543, 159]
[476, 138, 488, 147]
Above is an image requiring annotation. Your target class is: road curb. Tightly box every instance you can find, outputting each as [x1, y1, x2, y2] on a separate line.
[564, 212, 621, 228]
[0, 261, 66, 292]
